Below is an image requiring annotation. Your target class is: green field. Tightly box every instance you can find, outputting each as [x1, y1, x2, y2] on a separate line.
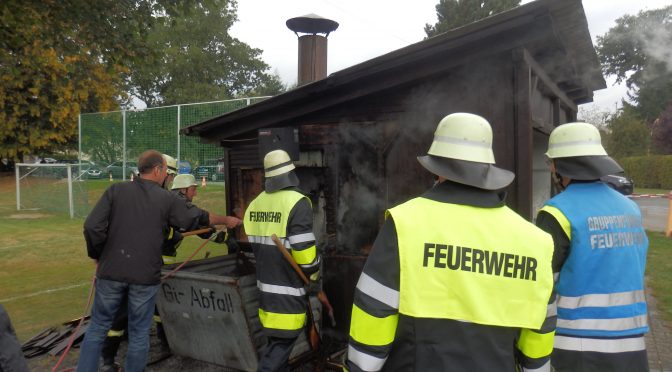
[2, 174, 671, 344]
[1, 175, 229, 341]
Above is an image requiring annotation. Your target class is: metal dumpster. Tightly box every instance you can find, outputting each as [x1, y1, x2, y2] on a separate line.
[156, 254, 320, 371]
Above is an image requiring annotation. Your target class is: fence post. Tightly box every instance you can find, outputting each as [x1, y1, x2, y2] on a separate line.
[666, 191, 671, 238]
[122, 110, 127, 181]
[177, 105, 181, 162]
[67, 165, 74, 218]
[15, 164, 20, 211]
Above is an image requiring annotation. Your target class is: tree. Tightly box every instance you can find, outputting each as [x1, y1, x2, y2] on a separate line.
[129, 0, 285, 107]
[605, 108, 650, 159]
[425, 0, 520, 38]
[0, 0, 180, 160]
[1, 0, 283, 159]
[596, 6, 672, 122]
[651, 103, 672, 155]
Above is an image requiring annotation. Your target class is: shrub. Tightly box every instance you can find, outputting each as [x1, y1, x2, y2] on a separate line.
[620, 155, 672, 189]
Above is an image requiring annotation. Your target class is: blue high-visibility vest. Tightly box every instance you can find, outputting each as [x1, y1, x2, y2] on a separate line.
[544, 182, 648, 338]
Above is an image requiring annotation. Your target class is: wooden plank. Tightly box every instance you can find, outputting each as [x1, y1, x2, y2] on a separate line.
[522, 49, 577, 112]
[513, 48, 534, 220]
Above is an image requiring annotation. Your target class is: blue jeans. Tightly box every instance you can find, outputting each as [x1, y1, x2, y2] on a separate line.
[77, 278, 159, 372]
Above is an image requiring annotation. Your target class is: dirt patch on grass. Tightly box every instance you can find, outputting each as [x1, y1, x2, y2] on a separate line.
[8, 213, 51, 219]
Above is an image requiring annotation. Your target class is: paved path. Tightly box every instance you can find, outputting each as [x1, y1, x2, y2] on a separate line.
[647, 285, 672, 371]
[633, 197, 670, 233]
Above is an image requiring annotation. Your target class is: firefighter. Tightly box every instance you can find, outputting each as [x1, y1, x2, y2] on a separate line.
[162, 154, 178, 189]
[346, 113, 555, 372]
[243, 149, 321, 372]
[537, 122, 649, 371]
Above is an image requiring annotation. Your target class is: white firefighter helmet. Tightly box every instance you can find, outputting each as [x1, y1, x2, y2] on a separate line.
[417, 113, 514, 190]
[171, 174, 198, 190]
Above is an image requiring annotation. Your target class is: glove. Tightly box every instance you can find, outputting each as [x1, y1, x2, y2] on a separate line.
[214, 231, 227, 244]
[166, 227, 182, 243]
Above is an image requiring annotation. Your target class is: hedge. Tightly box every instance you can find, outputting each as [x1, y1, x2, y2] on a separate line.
[620, 155, 672, 189]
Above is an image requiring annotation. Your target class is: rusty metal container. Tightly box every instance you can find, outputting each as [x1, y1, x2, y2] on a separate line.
[156, 254, 320, 371]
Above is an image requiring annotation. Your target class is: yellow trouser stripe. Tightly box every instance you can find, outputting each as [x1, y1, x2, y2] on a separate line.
[107, 329, 124, 337]
[539, 205, 571, 240]
[153, 315, 162, 323]
[258, 309, 305, 330]
[349, 304, 398, 346]
[517, 329, 555, 359]
[292, 245, 316, 265]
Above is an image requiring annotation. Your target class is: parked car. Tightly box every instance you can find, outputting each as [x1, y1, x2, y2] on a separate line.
[193, 159, 225, 181]
[601, 173, 634, 195]
[79, 161, 103, 179]
[105, 161, 139, 179]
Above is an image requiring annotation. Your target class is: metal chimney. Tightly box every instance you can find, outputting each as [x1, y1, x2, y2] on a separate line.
[286, 14, 339, 86]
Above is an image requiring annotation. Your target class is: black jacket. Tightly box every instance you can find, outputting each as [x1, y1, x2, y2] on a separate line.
[83, 178, 196, 284]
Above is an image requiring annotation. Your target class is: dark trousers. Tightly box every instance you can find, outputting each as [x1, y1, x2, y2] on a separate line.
[257, 336, 298, 372]
[102, 294, 128, 365]
[0, 304, 29, 372]
[552, 348, 649, 372]
[102, 297, 169, 366]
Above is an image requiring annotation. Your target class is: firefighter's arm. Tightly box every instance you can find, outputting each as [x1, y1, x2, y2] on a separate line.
[513, 206, 572, 371]
[346, 218, 400, 372]
[287, 198, 320, 279]
[515, 293, 555, 371]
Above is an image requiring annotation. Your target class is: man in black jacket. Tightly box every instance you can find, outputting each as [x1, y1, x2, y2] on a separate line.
[77, 150, 197, 372]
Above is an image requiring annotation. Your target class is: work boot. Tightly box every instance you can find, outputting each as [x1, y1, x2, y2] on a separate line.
[99, 362, 120, 372]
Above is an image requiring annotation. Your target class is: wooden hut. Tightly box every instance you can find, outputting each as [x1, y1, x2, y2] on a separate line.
[183, 0, 605, 330]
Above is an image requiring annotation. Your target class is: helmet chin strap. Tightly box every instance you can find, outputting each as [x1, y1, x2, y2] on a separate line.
[551, 171, 566, 192]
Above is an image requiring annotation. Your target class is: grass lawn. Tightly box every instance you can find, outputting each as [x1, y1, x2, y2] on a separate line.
[2, 173, 671, 345]
[0, 175, 228, 341]
[635, 187, 671, 195]
[647, 231, 672, 324]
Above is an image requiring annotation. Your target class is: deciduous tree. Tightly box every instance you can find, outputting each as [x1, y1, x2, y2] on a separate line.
[0, 0, 171, 159]
[596, 6, 672, 122]
[425, 0, 520, 37]
[129, 0, 285, 107]
[605, 108, 650, 159]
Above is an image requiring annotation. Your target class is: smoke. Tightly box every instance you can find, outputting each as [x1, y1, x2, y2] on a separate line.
[640, 23, 672, 77]
[336, 122, 384, 251]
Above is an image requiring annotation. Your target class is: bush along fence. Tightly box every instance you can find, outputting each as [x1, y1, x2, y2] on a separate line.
[620, 155, 672, 190]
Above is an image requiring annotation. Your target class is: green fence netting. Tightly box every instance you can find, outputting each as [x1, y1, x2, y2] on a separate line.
[78, 97, 269, 216]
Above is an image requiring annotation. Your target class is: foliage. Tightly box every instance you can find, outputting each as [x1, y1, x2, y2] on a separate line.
[1, 0, 283, 160]
[605, 108, 650, 158]
[651, 103, 672, 155]
[620, 155, 672, 189]
[0, 0, 195, 160]
[425, 0, 520, 37]
[596, 6, 672, 122]
[129, 0, 285, 107]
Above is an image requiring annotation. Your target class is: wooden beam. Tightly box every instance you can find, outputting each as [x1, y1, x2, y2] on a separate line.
[522, 49, 577, 112]
[513, 48, 533, 220]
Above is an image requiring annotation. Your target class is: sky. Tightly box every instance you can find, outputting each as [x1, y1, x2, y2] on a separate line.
[230, 0, 672, 115]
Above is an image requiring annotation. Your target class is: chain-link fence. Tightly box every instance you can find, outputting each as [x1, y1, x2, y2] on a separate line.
[79, 97, 269, 181]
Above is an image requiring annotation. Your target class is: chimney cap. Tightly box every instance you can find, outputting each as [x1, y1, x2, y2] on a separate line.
[286, 14, 339, 36]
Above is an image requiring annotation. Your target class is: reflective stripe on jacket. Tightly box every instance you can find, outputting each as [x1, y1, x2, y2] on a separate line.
[243, 190, 317, 338]
[542, 182, 648, 338]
